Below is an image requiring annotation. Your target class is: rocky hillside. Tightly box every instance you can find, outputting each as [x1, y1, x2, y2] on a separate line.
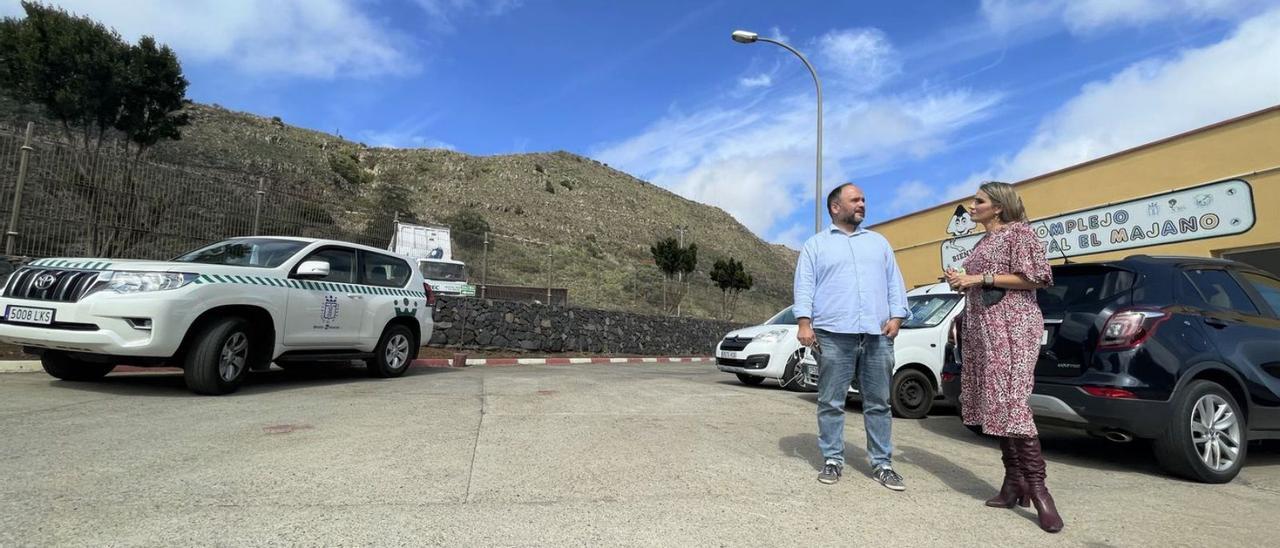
[0, 99, 798, 322]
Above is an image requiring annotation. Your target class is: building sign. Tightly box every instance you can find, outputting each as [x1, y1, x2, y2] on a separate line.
[941, 179, 1255, 271]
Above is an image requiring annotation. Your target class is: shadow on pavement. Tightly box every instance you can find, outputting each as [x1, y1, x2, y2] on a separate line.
[778, 433, 873, 478]
[46, 363, 458, 397]
[897, 443, 997, 502]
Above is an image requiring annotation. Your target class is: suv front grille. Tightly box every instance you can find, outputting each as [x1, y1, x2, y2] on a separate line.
[3, 268, 103, 302]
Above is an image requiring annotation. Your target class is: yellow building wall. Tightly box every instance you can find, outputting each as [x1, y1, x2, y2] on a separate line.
[873, 106, 1280, 288]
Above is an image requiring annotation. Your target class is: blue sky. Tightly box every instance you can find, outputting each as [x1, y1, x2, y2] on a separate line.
[6, 0, 1278, 248]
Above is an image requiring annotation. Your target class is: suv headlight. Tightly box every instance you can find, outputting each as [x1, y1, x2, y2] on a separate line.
[100, 271, 199, 294]
[754, 328, 791, 344]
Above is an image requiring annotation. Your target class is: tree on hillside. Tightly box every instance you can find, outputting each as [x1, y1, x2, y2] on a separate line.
[361, 179, 419, 244]
[443, 208, 491, 250]
[710, 257, 754, 321]
[0, 1, 190, 255]
[650, 237, 697, 315]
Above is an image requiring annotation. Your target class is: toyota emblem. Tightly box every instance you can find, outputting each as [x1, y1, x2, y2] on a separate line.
[33, 273, 57, 290]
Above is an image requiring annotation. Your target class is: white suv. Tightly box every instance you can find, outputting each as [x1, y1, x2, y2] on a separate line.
[0, 237, 435, 395]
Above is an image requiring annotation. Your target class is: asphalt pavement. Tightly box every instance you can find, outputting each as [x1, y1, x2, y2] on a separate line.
[1, 363, 1276, 546]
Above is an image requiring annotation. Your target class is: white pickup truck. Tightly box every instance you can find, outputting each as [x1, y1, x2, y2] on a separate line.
[0, 237, 435, 395]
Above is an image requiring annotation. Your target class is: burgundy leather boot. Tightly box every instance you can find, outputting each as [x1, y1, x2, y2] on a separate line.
[1015, 437, 1064, 533]
[985, 436, 1030, 508]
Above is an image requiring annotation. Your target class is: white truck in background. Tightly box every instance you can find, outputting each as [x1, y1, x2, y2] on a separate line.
[389, 222, 476, 297]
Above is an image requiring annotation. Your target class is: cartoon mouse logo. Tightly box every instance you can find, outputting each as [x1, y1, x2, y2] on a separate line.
[946, 204, 976, 237]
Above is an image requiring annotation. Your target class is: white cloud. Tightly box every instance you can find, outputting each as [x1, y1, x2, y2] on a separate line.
[413, 0, 523, 29]
[888, 180, 934, 217]
[983, 7, 1280, 183]
[766, 26, 790, 44]
[981, 0, 1267, 34]
[739, 74, 773, 88]
[29, 0, 415, 79]
[359, 129, 455, 150]
[594, 88, 1000, 239]
[594, 25, 1003, 242]
[771, 224, 810, 249]
[815, 28, 901, 91]
[24, 0, 521, 79]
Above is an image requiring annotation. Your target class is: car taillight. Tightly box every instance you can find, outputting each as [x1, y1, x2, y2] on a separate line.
[1097, 307, 1168, 349]
[941, 372, 957, 383]
[423, 282, 436, 307]
[1082, 386, 1137, 399]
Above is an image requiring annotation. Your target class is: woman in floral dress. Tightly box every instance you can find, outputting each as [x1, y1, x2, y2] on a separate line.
[945, 181, 1062, 533]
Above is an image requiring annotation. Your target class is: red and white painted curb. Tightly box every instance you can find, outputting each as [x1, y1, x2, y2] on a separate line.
[413, 356, 715, 368]
[0, 356, 715, 374]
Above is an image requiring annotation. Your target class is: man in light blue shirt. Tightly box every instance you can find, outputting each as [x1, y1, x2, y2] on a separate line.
[794, 182, 909, 489]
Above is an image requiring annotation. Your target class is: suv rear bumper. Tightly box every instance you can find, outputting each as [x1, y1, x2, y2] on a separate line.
[942, 375, 1171, 439]
[1033, 383, 1171, 438]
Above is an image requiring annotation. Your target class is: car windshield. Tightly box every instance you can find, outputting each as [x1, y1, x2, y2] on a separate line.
[902, 294, 961, 329]
[765, 306, 796, 325]
[420, 261, 466, 280]
[173, 238, 307, 268]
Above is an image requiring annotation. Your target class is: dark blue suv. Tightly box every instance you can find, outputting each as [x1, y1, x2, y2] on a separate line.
[942, 255, 1280, 483]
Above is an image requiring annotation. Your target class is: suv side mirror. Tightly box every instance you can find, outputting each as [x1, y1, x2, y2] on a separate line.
[296, 260, 331, 278]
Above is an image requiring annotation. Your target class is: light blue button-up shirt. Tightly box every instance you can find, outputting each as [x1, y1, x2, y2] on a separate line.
[793, 224, 910, 335]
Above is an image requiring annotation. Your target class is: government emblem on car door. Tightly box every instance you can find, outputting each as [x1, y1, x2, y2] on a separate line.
[320, 294, 340, 329]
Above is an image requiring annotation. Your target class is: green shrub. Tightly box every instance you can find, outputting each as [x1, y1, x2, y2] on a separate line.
[328, 152, 369, 187]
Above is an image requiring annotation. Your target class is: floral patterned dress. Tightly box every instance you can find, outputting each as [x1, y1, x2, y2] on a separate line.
[959, 222, 1053, 438]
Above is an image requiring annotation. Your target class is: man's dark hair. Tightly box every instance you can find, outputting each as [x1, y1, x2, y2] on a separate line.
[826, 183, 857, 215]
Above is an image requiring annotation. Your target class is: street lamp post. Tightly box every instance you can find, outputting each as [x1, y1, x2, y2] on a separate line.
[731, 30, 824, 234]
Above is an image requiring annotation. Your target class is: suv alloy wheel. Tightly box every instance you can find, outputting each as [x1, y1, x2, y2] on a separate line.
[367, 323, 416, 378]
[1154, 380, 1248, 483]
[184, 316, 252, 395]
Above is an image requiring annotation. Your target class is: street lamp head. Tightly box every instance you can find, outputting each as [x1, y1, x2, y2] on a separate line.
[731, 30, 758, 44]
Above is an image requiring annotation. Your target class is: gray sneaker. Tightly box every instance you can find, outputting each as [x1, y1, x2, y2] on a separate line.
[817, 462, 842, 484]
[874, 466, 906, 491]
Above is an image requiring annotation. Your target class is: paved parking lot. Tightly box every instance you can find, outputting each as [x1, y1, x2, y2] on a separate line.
[1, 362, 1277, 546]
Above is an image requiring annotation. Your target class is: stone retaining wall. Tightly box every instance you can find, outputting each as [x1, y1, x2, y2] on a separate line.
[428, 296, 749, 355]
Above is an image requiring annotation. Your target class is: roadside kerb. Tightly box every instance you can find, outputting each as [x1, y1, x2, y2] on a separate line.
[414, 356, 715, 367]
[0, 356, 715, 373]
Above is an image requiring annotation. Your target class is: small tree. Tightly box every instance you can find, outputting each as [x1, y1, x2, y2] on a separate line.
[710, 257, 754, 320]
[650, 237, 697, 315]
[443, 208, 491, 249]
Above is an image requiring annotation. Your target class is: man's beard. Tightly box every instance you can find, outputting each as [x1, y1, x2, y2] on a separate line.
[842, 211, 865, 227]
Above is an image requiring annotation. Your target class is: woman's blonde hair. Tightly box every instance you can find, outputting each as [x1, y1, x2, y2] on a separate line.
[979, 181, 1028, 223]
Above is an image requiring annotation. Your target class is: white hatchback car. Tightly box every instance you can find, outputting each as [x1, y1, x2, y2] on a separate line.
[714, 306, 816, 392]
[718, 282, 965, 418]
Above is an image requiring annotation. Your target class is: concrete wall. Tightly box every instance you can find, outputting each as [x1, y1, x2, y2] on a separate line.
[428, 296, 748, 355]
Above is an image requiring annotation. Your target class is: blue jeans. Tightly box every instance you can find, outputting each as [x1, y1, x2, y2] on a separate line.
[815, 330, 894, 469]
